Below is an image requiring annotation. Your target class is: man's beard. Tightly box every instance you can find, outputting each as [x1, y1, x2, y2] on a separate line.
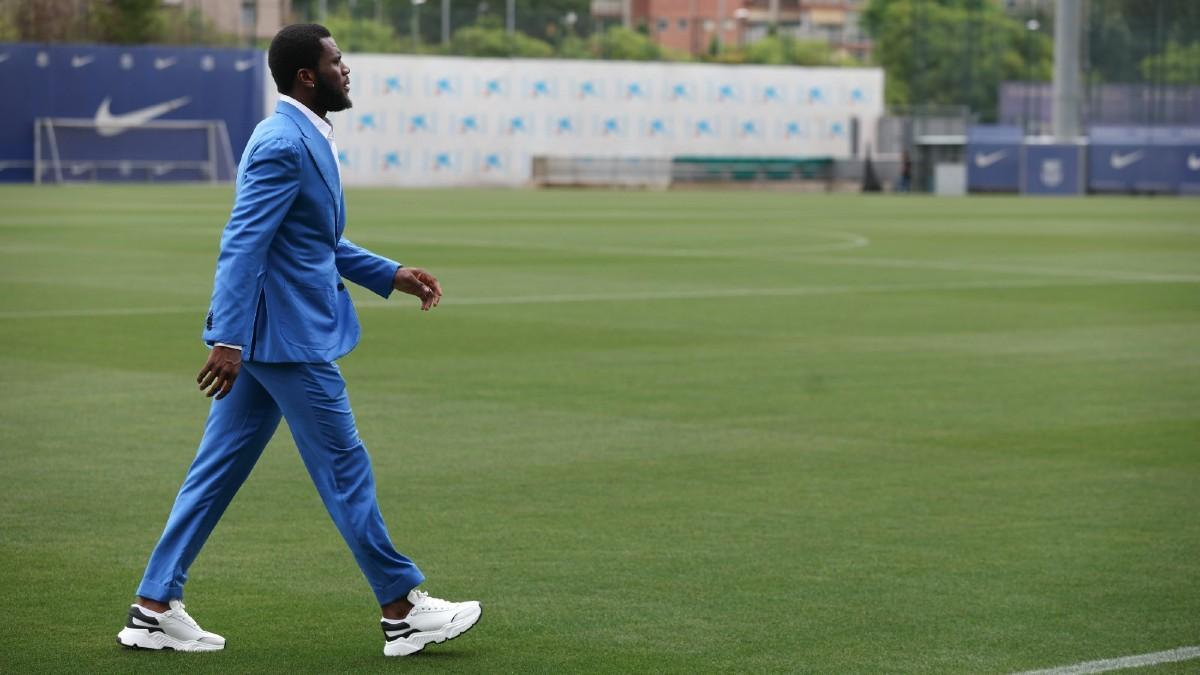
[315, 71, 352, 113]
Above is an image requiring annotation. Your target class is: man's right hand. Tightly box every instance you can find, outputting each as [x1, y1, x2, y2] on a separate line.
[394, 267, 443, 311]
[197, 345, 242, 400]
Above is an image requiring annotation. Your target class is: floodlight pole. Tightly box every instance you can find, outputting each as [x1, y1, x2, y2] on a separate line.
[1052, 0, 1083, 141]
[442, 0, 451, 45]
[412, 0, 426, 49]
[506, 0, 515, 35]
[716, 0, 725, 53]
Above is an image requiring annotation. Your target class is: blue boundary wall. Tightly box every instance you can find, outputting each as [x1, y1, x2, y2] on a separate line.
[967, 123, 1200, 195]
[966, 125, 1022, 192]
[0, 43, 264, 183]
[1022, 143, 1085, 195]
[1089, 126, 1200, 194]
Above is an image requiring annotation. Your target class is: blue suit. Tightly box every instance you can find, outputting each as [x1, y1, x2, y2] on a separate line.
[136, 101, 425, 606]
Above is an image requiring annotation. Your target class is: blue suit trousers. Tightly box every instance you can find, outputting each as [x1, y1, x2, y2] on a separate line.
[136, 361, 424, 605]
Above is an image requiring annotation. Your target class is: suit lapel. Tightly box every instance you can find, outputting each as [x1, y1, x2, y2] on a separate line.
[336, 193, 346, 240]
[277, 102, 341, 206]
[301, 134, 341, 205]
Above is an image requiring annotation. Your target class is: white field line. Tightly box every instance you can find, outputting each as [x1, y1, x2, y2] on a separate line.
[357, 277, 1188, 308]
[794, 254, 1200, 283]
[1, 276, 1194, 320]
[383, 230, 872, 256]
[1011, 645, 1200, 675]
[361, 234, 1199, 284]
[0, 305, 198, 319]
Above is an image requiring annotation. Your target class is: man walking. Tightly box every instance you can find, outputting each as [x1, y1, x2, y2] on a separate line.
[116, 24, 480, 657]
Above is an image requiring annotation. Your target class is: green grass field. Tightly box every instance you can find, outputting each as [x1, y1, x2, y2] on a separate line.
[0, 186, 1197, 673]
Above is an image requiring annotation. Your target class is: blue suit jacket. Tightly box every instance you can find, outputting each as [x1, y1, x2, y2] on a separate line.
[202, 101, 400, 363]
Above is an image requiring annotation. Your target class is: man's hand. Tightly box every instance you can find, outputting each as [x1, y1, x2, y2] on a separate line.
[394, 267, 442, 311]
[197, 345, 242, 400]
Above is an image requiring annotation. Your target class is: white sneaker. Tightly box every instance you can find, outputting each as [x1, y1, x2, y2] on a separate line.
[116, 600, 226, 652]
[381, 589, 482, 656]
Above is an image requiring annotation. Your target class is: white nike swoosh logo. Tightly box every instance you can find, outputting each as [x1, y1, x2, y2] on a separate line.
[93, 96, 191, 137]
[154, 57, 176, 70]
[72, 55, 94, 68]
[0, 53, 12, 64]
[1110, 151, 1143, 170]
[973, 150, 1007, 168]
[234, 58, 256, 72]
[1187, 153, 1200, 171]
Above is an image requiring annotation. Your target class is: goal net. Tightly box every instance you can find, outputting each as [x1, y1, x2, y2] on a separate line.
[34, 117, 237, 184]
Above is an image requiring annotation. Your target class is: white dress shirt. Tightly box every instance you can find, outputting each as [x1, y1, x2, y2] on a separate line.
[215, 96, 343, 352]
[279, 94, 342, 182]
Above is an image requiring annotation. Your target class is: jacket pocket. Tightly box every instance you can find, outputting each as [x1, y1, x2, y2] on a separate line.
[280, 282, 337, 349]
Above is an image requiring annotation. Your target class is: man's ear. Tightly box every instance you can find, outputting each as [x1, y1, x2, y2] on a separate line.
[296, 68, 316, 89]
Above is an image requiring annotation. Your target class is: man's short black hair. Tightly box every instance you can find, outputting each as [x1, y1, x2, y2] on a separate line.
[268, 23, 332, 94]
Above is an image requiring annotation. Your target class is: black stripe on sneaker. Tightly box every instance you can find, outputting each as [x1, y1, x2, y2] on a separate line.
[128, 607, 160, 625]
[381, 621, 418, 641]
[126, 617, 165, 634]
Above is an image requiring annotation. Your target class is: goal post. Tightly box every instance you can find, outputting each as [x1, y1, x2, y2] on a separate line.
[34, 117, 237, 185]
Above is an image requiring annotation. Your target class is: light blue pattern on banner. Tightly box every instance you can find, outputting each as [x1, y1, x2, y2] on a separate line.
[480, 76, 508, 98]
[504, 114, 533, 136]
[738, 119, 762, 139]
[407, 113, 435, 133]
[577, 80, 601, 99]
[668, 82, 695, 102]
[523, 76, 558, 99]
[643, 116, 672, 139]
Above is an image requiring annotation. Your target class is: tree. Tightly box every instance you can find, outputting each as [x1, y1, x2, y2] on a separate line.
[10, 0, 86, 42]
[322, 10, 404, 52]
[94, 0, 164, 44]
[1140, 41, 1200, 84]
[863, 0, 1053, 120]
[557, 34, 593, 59]
[735, 36, 844, 66]
[1088, 0, 1200, 84]
[594, 26, 665, 61]
[448, 18, 555, 58]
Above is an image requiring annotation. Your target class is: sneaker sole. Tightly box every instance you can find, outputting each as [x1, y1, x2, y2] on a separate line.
[383, 604, 482, 657]
[116, 627, 224, 652]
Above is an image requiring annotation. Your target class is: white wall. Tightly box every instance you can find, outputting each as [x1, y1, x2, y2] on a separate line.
[296, 55, 883, 186]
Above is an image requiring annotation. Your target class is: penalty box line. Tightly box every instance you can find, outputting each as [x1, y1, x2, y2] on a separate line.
[1012, 645, 1200, 675]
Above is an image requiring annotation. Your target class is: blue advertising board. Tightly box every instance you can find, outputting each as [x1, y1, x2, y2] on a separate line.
[1087, 126, 1200, 194]
[1089, 127, 1150, 193]
[966, 125, 1021, 193]
[1022, 144, 1084, 195]
[1151, 127, 1200, 195]
[0, 43, 264, 182]
[1179, 144, 1200, 195]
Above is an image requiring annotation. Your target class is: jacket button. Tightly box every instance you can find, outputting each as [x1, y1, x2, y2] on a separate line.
[337, 282, 345, 291]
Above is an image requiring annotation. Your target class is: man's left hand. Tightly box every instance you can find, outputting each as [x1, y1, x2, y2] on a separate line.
[394, 267, 442, 310]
